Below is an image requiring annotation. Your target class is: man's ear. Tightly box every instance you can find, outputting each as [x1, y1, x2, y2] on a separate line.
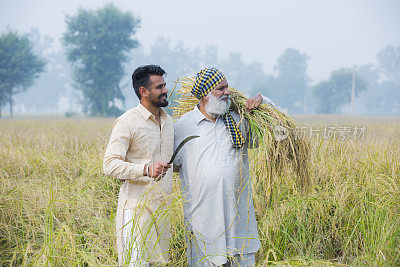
[139, 86, 149, 99]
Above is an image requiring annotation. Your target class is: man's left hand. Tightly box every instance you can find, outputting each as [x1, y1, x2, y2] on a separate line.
[245, 94, 263, 111]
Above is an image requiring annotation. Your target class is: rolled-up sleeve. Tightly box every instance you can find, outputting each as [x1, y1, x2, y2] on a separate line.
[103, 118, 146, 180]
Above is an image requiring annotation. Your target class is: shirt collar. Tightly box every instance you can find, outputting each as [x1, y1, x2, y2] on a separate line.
[193, 105, 211, 125]
[137, 102, 167, 121]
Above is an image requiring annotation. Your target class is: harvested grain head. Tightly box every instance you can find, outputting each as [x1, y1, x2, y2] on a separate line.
[170, 76, 311, 212]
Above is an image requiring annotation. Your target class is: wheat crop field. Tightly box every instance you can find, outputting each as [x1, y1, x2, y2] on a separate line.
[1, 115, 399, 266]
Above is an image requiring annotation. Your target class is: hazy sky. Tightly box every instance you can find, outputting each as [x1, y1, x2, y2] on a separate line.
[1, 0, 399, 82]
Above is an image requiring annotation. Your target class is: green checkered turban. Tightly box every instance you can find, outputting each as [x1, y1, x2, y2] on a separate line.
[192, 68, 245, 148]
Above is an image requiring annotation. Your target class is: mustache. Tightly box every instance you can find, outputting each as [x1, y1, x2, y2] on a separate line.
[159, 93, 168, 99]
[220, 96, 230, 101]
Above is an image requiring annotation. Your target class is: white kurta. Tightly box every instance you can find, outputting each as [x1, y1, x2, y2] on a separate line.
[174, 106, 262, 266]
[103, 103, 174, 265]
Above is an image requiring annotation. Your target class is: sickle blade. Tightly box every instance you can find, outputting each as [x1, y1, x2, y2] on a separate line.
[168, 135, 199, 164]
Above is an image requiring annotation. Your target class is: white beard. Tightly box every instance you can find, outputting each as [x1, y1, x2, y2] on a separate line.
[205, 92, 231, 117]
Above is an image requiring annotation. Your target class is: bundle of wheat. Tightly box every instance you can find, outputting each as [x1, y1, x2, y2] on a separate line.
[170, 76, 311, 213]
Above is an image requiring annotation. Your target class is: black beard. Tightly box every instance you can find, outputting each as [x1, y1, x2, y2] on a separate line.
[150, 93, 168, 107]
[152, 100, 168, 107]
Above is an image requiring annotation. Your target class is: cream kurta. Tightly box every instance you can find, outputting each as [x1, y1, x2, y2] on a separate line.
[103, 103, 174, 265]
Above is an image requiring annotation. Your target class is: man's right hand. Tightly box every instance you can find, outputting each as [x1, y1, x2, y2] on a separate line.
[144, 161, 171, 179]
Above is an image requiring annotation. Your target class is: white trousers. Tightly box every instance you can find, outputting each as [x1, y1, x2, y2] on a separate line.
[122, 209, 150, 267]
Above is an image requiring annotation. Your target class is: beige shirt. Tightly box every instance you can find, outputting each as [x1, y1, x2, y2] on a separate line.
[103, 103, 174, 265]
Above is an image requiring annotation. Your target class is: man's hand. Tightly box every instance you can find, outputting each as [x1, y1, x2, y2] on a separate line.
[245, 94, 263, 111]
[144, 161, 171, 180]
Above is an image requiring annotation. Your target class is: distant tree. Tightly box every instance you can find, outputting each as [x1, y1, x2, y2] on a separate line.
[126, 38, 271, 112]
[218, 52, 268, 95]
[355, 64, 390, 113]
[0, 30, 45, 117]
[63, 4, 140, 116]
[355, 46, 400, 114]
[377, 45, 400, 84]
[355, 64, 380, 113]
[267, 48, 310, 113]
[313, 68, 367, 113]
[125, 37, 202, 113]
[12, 28, 78, 114]
[377, 45, 400, 112]
[142, 37, 202, 79]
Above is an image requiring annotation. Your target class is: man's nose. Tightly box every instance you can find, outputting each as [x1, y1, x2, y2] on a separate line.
[224, 88, 230, 95]
[162, 86, 168, 94]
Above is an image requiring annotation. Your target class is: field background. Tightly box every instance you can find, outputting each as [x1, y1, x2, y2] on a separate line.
[1, 115, 399, 266]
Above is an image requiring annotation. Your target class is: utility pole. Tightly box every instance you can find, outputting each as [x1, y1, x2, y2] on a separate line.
[350, 67, 356, 115]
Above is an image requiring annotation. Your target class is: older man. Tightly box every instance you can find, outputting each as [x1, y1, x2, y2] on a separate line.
[174, 68, 275, 266]
[103, 65, 173, 266]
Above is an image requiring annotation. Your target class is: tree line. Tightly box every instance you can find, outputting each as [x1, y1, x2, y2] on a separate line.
[0, 3, 399, 117]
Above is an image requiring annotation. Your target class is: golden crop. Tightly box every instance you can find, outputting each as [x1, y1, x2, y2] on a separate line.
[1, 115, 399, 266]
